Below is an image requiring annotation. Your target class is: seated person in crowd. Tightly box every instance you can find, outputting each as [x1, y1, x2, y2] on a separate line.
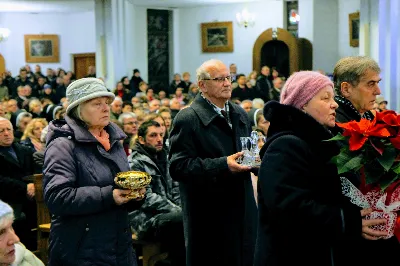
[168, 73, 182, 96]
[128, 120, 185, 266]
[11, 111, 32, 142]
[20, 118, 48, 153]
[0, 200, 44, 266]
[118, 112, 139, 156]
[180, 72, 192, 94]
[0, 117, 37, 251]
[173, 87, 187, 104]
[122, 102, 133, 113]
[231, 74, 254, 102]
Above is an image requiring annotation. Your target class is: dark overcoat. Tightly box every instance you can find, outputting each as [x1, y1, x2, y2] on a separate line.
[169, 94, 257, 266]
[254, 101, 362, 266]
[334, 96, 400, 266]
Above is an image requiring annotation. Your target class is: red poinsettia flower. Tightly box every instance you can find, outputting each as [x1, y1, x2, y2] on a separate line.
[375, 111, 400, 149]
[376, 110, 400, 127]
[337, 118, 392, 151]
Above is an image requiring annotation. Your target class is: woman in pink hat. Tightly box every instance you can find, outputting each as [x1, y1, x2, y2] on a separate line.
[253, 71, 387, 266]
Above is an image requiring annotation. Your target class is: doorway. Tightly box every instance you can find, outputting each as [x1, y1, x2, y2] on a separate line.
[253, 28, 300, 76]
[72, 53, 95, 79]
[261, 40, 289, 78]
[0, 54, 5, 75]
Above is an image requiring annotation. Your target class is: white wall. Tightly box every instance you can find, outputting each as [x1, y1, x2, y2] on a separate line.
[313, 0, 339, 72]
[0, 11, 95, 75]
[132, 5, 148, 82]
[298, 0, 314, 42]
[338, 0, 360, 58]
[177, 1, 284, 80]
[299, 0, 339, 73]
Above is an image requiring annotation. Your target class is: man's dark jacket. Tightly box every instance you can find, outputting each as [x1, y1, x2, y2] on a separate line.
[169, 94, 257, 266]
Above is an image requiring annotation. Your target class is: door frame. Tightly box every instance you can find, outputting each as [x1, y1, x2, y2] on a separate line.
[72, 53, 95, 72]
[253, 28, 299, 75]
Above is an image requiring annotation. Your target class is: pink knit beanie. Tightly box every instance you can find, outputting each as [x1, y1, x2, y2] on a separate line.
[280, 71, 334, 109]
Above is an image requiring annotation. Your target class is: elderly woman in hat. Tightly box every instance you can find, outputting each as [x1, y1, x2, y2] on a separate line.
[0, 200, 44, 266]
[43, 78, 144, 266]
[253, 71, 388, 266]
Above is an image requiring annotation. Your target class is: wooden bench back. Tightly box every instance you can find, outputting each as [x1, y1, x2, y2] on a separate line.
[33, 174, 51, 225]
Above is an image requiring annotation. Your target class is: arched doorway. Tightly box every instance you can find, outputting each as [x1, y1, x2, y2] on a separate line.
[297, 38, 313, 71]
[261, 40, 290, 78]
[253, 28, 299, 76]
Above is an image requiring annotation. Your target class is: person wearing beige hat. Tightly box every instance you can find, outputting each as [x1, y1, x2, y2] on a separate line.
[0, 200, 44, 266]
[254, 71, 386, 266]
[42, 78, 144, 265]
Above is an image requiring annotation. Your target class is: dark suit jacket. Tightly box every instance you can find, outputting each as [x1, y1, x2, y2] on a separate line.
[0, 142, 35, 203]
[169, 94, 257, 266]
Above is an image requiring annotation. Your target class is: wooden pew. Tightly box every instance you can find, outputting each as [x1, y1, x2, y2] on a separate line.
[33, 173, 51, 264]
[132, 233, 168, 266]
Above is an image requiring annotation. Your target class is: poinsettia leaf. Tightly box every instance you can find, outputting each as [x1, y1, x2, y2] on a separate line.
[364, 160, 385, 185]
[377, 146, 397, 171]
[379, 174, 399, 191]
[369, 138, 385, 155]
[325, 133, 347, 142]
[338, 154, 363, 174]
[392, 163, 400, 174]
[331, 147, 353, 168]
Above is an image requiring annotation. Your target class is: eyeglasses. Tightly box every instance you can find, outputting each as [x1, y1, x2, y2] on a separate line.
[202, 76, 232, 83]
[124, 121, 139, 126]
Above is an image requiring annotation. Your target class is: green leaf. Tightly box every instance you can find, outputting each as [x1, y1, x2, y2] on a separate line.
[338, 154, 363, 174]
[380, 175, 399, 191]
[377, 146, 397, 171]
[392, 163, 400, 174]
[325, 133, 346, 142]
[364, 160, 385, 185]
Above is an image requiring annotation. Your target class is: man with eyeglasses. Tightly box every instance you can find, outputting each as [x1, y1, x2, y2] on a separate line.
[118, 112, 139, 156]
[169, 59, 257, 266]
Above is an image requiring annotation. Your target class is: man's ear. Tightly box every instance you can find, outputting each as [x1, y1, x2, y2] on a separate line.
[138, 136, 145, 145]
[340, 82, 352, 98]
[198, 81, 207, 93]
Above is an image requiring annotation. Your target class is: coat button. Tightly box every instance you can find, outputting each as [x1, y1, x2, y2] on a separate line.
[68, 136, 72, 140]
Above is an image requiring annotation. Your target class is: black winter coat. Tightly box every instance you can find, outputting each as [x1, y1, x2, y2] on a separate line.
[43, 116, 138, 266]
[169, 94, 257, 266]
[254, 101, 362, 266]
[128, 143, 181, 239]
[0, 142, 35, 203]
[334, 96, 400, 266]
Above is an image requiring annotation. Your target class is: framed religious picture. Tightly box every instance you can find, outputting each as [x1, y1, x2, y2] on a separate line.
[24, 34, 60, 63]
[349, 12, 360, 47]
[201, 21, 233, 53]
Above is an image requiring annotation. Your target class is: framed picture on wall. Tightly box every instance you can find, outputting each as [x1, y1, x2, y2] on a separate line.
[201, 21, 233, 53]
[24, 34, 60, 63]
[349, 12, 360, 47]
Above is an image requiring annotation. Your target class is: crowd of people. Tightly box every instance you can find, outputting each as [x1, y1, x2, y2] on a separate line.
[0, 55, 398, 266]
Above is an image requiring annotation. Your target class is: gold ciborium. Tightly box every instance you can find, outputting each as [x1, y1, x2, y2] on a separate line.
[114, 171, 152, 199]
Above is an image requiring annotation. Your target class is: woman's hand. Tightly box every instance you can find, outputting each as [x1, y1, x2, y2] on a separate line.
[113, 189, 132, 205]
[132, 188, 146, 201]
[113, 188, 146, 205]
[360, 208, 388, 240]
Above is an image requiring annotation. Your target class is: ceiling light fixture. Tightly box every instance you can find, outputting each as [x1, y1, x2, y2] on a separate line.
[0, 28, 11, 42]
[236, 9, 255, 28]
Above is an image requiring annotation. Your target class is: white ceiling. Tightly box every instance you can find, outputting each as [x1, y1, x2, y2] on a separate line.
[0, 0, 94, 13]
[0, 0, 281, 13]
[132, 0, 264, 8]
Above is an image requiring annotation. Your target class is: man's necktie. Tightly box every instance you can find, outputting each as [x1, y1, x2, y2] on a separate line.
[221, 110, 228, 121]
